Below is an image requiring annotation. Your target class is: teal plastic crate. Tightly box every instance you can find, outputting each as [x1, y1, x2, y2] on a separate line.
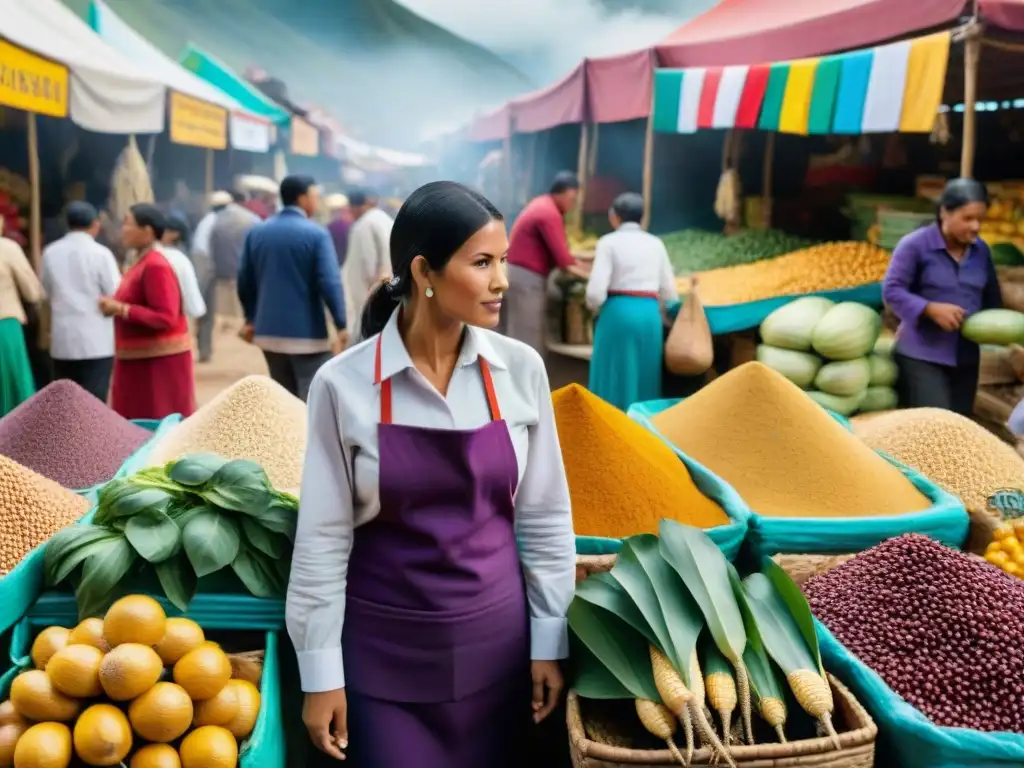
[4, 598, 286, 768]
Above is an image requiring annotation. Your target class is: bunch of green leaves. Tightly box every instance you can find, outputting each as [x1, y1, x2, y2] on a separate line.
[44, 453, 299, 616]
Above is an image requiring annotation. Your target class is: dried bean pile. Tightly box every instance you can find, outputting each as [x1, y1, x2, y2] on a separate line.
[806, 534, 1024, 733]
[0, 380, 151, 488]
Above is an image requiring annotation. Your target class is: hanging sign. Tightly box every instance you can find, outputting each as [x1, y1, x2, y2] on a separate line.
[290, 117, 319, 157]
[169, 91, 228, 149]
[0, 41, 68, 118]
[230, 112, 271, 153]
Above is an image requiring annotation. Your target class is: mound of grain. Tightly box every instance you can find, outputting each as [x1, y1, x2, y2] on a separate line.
[552, 384, 729, 537]
[146, 375, 306, 491]
[853, 407, 1024, 515]
[0, 456, 90, 573]
[651, 362, 931, 518]
[0, 381, 151, 489]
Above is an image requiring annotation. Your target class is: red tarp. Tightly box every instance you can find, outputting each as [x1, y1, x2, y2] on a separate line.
[585, 49, 655, 123]
[981, 0, 1024, 31]
[656, 0, 968, 67]
[468, 104, 511, 142]
[510, 62, 587, 133]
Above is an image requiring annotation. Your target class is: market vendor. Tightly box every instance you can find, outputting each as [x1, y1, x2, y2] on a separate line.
[883, 178, 1002, 415]
[585, 192, 678, 410]
[288, 181, 575, 767]
[503, 171, 589, 358]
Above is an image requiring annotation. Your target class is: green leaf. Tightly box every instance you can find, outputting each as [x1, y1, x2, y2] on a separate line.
[658, 520, 746, 664]
[740, 573, 817, 676]
[155, 552, 198, 611]
[182, 509, 241, 578]
[567, 598, 659, 701]
[570, 629, 633, 700]
[605, 537, 672, 655]
[575, 572, 655, 645]
[700, 631, 734, 679]
[240, 517, 289, 559]
[728, 565, 786, 713]
[94, 486, 173, 526]
[763, 560, 825, 676]
[168, 453, 229, 486]
[75, 536, 137, 618]
[231, 544, 282, 598]
[124, 509, 181, 563]
[249, 503, 297, 539]
[43, 525, 117, 586]
[202, 459, 272, 514]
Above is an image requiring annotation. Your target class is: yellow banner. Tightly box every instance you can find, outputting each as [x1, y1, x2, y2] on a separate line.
[169, 91, 227, 150]
[290, 117, 319, 157]
[0, 41, 69, 118]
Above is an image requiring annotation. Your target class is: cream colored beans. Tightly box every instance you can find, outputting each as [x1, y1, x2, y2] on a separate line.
[147, 376, 307, 492]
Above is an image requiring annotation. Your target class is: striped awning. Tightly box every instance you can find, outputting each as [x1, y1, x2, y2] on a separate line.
[653, 30, 951, 136]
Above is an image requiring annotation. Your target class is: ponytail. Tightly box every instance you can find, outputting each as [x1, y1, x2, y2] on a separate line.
[360, 277, 404, 339]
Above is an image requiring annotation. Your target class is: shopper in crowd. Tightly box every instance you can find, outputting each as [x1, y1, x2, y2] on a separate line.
[0, 215, 43, 416]
[101, 204, 194, 420]
[41, 202, 121, 403]
[289, 181, 573, 767]
[210, 191, 260, 336]
[324, 193, 352, 269]
[237, 175, 347, 401]
[343, 188, 393, 339]
[883, 177, 1002, 415]
[160, 215, 207, 321]
[504, 171, 588, 359]
[192, 191, 232, 362]
[585, 192, 678, 411]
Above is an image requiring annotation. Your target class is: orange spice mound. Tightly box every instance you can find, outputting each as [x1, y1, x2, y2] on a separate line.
[651, 362, 931, 519]
[552, 384, 729, 537]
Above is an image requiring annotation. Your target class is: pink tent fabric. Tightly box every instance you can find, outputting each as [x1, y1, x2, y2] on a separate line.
[585, 49, 655, 123]
[468, 104, 511, 142]
[981, 0, 1024, 30]
[510, 62, 587, 133]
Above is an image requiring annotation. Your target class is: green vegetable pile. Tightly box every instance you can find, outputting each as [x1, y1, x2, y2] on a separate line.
[757, 297, 896, 417]
[962, 308, 1024, 346]
[44, 454, 297, 617]
[570, 522, 840, 767]
[660, 229, 816, 275]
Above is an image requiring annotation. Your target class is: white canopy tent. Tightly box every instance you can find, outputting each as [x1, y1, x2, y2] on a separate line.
[335, 133, 432, 170]
[0, 0, 165, 134]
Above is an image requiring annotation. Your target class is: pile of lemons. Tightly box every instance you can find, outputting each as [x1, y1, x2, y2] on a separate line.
[984, 520, 1024, 578]
[0, 594, 260, 767]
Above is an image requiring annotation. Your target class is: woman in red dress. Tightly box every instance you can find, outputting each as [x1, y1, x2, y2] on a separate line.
[99, 204, 195, 420]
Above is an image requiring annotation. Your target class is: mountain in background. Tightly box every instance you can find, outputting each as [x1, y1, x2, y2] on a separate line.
[62, 0, 534, 147]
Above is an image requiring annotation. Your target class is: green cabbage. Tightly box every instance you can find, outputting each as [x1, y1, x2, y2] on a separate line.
[860, 386, 898, 412]
[759, 297, 835, 351]
[755, 345, 823, 389]
[814, 358, 872, 396]
[806, 390, 867, 417]
[962, 309, 1024, 346]
[867, 354, 898, 387]
[873, 334, 896, 356]
[811, 302, 882, 360]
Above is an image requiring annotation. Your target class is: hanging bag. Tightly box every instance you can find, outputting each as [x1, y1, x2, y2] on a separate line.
[664, 280, 713, 376]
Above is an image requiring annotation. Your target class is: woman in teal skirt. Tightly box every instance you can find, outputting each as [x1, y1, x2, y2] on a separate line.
[585, 192, 678, 411]
[0, 227, 42, 416]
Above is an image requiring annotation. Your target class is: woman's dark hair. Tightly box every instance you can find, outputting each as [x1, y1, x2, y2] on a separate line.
[938, 178, 989, 221]
[66, 201, 98, 231]
[360, 181, 503, 339]
[550, 171, 580, 195]
[129, 203, 166, 240]
[611, 192, 644, 224]
[165, 215, 190, 249]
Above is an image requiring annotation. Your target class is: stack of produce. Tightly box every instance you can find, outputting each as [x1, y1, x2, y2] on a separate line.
[0, 594, 261, 767]
[0, 457, 90, 575]
[980, 190, 1024, 254]
[0, 381, 152, 489]
[843, 194, 931, 242]
[44, 454, 298, 616]
[147, 375, 306, 492]
[876, 210, 934, 250]
[571, 522, 842, 767]
[806, 534, 1024, 733]
[983, 521, 1024, 577]
[660, 229, 814, 274]
[650, 362, 931, 519]
[853, 408, 1024, 515]
[690, 242, 891, 306]
[552, 385, 729, 538]
[757, 298, 896, 415]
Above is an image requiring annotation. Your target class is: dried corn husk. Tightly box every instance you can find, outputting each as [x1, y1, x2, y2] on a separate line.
[227, 650, 264, 686]
[108, 136, 153, 229]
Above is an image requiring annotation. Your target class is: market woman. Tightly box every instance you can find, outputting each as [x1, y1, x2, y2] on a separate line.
[883, 178, 1002, 414]
[287, 181, 575, 767]
[586, 192, 678, 410]
[100, 204, 195, 420]
[0, 219, 42, 416]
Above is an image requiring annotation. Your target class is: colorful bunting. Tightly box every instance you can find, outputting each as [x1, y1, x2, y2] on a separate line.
[779, 59, 819, 135]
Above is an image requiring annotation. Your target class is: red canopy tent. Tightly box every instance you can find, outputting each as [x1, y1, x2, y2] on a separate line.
[585, 49, 656, 124]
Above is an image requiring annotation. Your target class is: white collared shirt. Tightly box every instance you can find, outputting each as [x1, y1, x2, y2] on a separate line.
[585, 222, 679, 311]
[41, 231, 121, 361]
[158, 245, 207, 319]
[287, 309, 576, 693]
[343, 208, 394, 339]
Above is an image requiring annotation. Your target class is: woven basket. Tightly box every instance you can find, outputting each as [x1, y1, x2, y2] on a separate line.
[576, 554, 617, 583]
[568, 675, 876, 767]
[771, 555, 856, 588]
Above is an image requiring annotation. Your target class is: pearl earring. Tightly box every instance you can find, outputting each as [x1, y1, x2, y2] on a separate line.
[425, 287, 434, 298]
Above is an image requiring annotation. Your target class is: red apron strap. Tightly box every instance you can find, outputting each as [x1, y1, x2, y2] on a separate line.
[478, 359, 502, 421]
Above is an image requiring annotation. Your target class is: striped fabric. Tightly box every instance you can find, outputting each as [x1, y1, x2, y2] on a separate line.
[652, 30, 950, 136]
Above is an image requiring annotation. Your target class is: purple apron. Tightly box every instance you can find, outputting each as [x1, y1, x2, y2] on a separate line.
[341, 334, 530, 767]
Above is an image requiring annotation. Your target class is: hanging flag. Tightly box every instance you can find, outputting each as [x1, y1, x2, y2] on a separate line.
[778, 58, 819, 135]
[697, 67, 724, 129]
[862, 39, 912, 132]
[652, 70, 684, 133]
[678, 68, 706, 133]
[807, 56, 842, 134]
[758, 63, 790, 131]
[900, 31, 951, 132]
[832, 49, 874, 134]
[712, 65, 748, 128]
[735, 64, 770, 128]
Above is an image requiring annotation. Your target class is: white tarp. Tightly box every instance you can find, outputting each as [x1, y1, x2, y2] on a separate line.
[91, 0, 272, 152]
[335, 133, 432, 169]
[0, 0, 165, 133]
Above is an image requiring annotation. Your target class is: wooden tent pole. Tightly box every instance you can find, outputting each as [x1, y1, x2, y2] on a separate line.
[27, 113, 41, 272]
[762, 132, 776, 229]
[587, 122, 600, 178]
[641, 114, 654, 229]
[205, 148, 215, 197]
[961, 26, 982, 178]
[572, 121, 589, 238]
[524, 132, 537, 201]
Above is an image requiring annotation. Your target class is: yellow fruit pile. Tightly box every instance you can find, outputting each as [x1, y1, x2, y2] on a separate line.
[984, 521, 1024, 579]
[1, 595, 261, 768]
[686, 242, 892, 306]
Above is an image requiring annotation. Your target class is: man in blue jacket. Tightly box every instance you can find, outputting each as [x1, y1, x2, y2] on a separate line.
[238, 175, 348, 401]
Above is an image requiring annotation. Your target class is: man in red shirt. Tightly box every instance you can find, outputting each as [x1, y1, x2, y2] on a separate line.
[503, 171, 587, 359]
